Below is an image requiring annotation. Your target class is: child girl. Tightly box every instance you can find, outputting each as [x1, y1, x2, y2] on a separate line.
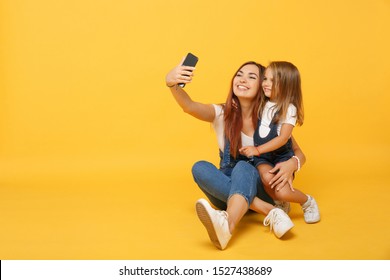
[239, 61, 320, 223]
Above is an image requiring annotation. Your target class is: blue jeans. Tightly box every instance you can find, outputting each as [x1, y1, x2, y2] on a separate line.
[192, 160, 274, 210]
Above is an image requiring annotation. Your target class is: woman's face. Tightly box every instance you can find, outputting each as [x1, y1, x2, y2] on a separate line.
[233, 64, 260, 101]
[262, 68, 273, 99]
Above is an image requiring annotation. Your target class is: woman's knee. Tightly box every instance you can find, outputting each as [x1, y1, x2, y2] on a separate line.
[230, 161, 258, 203]
[232, 161, 258, 178]
[192, 160, 213, 179]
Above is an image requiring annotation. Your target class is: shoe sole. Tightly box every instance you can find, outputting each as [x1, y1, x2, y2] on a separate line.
[196, 201, 223, 250]
[305, 217, 321, 224]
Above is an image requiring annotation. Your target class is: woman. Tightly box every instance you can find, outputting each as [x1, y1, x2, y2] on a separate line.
[165, 58, 305, 250]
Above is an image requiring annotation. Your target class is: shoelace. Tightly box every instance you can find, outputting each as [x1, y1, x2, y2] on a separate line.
[263, 210, 281, 232]
[216, 210, 229, 226]
[302, 199, 314, 213]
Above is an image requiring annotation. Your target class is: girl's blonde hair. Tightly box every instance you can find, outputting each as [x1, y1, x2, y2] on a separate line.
[258, 61, 304, 126]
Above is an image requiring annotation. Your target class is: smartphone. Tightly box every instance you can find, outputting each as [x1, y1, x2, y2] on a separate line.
[179, 52, 198, 88]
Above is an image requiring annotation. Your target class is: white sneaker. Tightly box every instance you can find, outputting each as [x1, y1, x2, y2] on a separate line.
[263, 208, 294, 238]
[195, 198, 231, 250]
[274, 200, 291, 214]
[301, 195, 320, 223]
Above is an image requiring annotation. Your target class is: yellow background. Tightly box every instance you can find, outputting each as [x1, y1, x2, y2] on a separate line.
[1, 0, 389, 259]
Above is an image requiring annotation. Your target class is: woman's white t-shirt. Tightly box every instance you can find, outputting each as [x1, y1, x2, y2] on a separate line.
[212, 104, 254, 152]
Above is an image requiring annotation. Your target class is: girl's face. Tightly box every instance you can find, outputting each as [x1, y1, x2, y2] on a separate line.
[262, 68, 274, 100]
[233, 64, 260, 100]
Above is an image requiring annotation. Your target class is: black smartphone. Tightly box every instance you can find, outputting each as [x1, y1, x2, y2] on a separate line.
[179, 52, 198, 88]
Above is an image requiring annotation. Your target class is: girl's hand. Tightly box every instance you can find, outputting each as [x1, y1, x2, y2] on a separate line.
[165, 58, 196, 87]
[239, 146, 260, 157]
[268, 158, 297, 192]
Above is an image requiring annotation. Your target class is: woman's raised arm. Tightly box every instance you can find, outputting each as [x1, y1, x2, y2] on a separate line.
[166, 61, 215, 122]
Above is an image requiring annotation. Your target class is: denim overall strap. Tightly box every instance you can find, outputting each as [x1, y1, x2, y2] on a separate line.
[219, 137, 239, 176]
[221, 137, 231, 168]
[255, 113, 278, 145]
[219, 139, 234, 169]
[254, 110, 293, 165]
[254, 109, 283, 146]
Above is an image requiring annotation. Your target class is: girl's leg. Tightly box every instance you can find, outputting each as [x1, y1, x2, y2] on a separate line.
[257, 164, 320, 223]
[275, 185, 320, 224]
[257, 164, 307, 204]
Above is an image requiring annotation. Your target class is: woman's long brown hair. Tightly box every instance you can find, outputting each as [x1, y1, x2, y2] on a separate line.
[223, 61, 265, 158]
